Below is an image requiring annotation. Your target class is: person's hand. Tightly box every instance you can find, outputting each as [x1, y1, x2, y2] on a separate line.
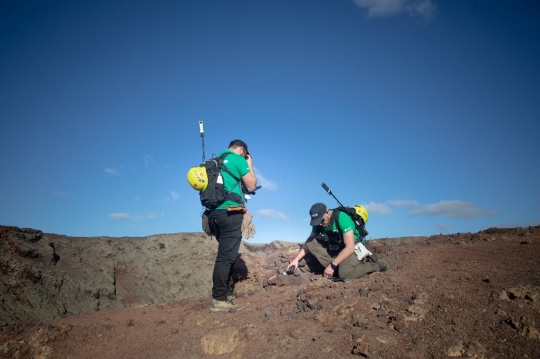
[324, 265, 335, 278]
[245, 153, 253, 166]
[287, 260, 298, 271]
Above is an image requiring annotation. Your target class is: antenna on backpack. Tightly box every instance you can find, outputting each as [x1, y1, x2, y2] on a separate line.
[199, 121, 205, 163]
[321, 182, 345, 208]
[322, 183, 369, 238]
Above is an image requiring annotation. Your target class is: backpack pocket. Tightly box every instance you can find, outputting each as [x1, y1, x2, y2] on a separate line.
[202, 211, 214, 236]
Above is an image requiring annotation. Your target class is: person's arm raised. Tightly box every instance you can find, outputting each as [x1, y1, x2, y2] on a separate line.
[242, 154, 257, 192]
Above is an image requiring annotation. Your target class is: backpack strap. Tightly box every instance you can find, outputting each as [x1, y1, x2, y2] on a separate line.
[335, 207, 369, 243]
[327, 207, 373, 259]
[333, 207, 346, 234]
[332, 207, 366, 242]
[320, 209, 345, 251]
[219, 152, 244, 205]
[328, 209, 340, 234]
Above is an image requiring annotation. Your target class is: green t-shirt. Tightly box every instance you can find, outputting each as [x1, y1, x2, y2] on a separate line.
[215, 149, 250, 210]
[311, 210, 360, 242]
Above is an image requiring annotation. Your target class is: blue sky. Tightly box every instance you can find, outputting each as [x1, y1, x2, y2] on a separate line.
[1, 0, 539, 243]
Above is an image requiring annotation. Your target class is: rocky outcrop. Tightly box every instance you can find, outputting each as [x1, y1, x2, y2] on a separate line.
[0, 226, 219, 326]
[0, 226, 318, 327]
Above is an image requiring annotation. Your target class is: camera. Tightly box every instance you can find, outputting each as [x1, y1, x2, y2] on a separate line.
[286, 266, 296, 275]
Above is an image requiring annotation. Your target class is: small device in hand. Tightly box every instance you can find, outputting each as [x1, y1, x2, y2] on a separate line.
[286, 266, 296, 275]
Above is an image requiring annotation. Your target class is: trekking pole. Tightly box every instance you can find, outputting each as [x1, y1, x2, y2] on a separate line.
[199, 121, 205, 163]
[321, 182, 345, 208]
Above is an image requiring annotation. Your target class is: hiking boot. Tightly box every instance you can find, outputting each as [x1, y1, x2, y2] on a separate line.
[227, 295, 236, 304]
[377, 259, 389, 272]
[210, 299, 244, 313]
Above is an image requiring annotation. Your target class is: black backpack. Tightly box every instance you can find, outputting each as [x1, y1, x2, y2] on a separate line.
[331, 206, 369, 240]
[315, 206, 369, 251]
[199, 152, 243, 209]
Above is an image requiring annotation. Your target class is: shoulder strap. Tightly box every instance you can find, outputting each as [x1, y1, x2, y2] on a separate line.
[218, 152, 240, 182]
[218, 152, 244, 204]
[332, 207, 356, 237]
[338, 206, 369, 242]
[328, 208, 341, 233]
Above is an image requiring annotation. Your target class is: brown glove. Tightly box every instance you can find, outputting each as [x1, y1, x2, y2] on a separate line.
[241, 213, 256, 239]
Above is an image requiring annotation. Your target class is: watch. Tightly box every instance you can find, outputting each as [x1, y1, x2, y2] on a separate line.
[330, 262, 338, 270]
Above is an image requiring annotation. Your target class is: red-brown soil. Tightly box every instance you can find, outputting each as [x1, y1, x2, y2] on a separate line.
[1, 226, 539, 358]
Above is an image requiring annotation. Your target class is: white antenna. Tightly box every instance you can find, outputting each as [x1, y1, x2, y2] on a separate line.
[199, 121, 205, 162]
[199, 121, 204, 134]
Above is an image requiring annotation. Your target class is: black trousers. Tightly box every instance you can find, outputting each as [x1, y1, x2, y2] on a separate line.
[208, 209, 243, 301]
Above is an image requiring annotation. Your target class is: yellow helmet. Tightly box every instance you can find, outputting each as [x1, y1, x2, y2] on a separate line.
[187, 166, 208, 191]
[353, 205, 368, 224]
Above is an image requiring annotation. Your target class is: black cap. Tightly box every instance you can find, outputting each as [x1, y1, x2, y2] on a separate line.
[309, 203, 327, 226]
[228, 139, 248, 154]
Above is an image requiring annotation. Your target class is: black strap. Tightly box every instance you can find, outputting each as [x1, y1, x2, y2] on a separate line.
[218, 152, 240, 182]
[332, 207, 366, 243]
[219, 152, 244, 204]
[327, 209, 340, 235]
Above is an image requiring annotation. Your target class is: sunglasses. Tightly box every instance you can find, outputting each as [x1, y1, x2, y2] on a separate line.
[318, 212, 328, 226]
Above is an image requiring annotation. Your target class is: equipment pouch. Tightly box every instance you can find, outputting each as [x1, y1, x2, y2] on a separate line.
[354, 241, 372, 261]
[328, 244, 341, 251]
[315, 233, 330, 245]
[316, 233, 341, 251]
[202, 211, 213, 236]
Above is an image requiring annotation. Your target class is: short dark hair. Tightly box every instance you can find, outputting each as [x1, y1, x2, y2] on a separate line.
[228, 139, 248, 154]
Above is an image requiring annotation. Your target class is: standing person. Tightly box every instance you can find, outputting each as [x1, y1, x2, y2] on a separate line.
[207, 139, 257, 312]
[286, 203, 388, 279]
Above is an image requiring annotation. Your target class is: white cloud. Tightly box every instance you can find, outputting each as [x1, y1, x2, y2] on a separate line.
[409, 200, 499, 220]
[353, 0, 437, 19]
[388, 199, 418, 208]
[170, 191, 180, 201]
[254, 168, 277, 190]
[104, 168, 119, 175]
[143, 154, 156, 166]
[257, 209, 290, 220]
[108, 212, 131, 220]
[363, 201, 393, 215]
[412, 0, 437, 19]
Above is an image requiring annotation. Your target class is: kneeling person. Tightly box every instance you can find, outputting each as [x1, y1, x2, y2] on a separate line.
[287, 203, 388, 279]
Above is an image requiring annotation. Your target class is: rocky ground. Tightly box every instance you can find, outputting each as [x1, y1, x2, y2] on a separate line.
[1, 225, 539, 358]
